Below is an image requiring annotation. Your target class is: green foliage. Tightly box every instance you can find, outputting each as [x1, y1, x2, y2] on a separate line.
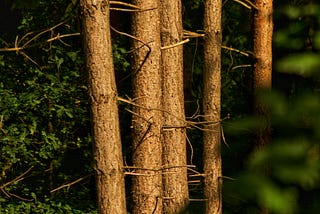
[224, 91, 320, 214]
[0, 0, 95, 212]
[222, 1, 320, 213]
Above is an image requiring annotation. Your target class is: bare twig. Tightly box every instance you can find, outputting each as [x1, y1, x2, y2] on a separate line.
[118, 96, 220, 132]
[110, 25, 152, 83]
[221, 45, 251, 57]
[232, 64, 252, 70]
[232, 0, 258, 10]
[221, 125, 230, 148]
[46, 32, 80, 43]
[124, 165, 195, 171]
[189, 198, 208, 201]
[160, 39, 190, 50]
[110, 1, 140, 9]
[0, 166, 34, 189]
[50, 174, 92, 193]
[186, 133, 194, 165]
[21, 22, 65, 49]
[183, 30, 205, 39]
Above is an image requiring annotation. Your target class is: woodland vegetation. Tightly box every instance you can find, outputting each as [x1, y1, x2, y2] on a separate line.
[0, 0, 320, 213]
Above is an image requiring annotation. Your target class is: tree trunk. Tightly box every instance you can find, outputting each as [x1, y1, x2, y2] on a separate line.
[160, 0, 189, 213]
[131, 0, 163, 213]
[80, 1, 126, 213]
[253, 0, 273, 92]
[203, 0, 222, 213]
[253, 1, 273, 213]
[253, 0, 273, 148]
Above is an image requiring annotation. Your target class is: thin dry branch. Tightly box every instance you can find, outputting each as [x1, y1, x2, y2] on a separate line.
[186, 133, 194, 165]
[110, 1, 140, 9]
[0, 166, 34, 189]
[118, 96, 220, 132]
[160, 39, 190, 50]
[0, 22, 80, 67]
[124, 165, 195, 171]
[21, 22, 65, 49]
[46, 33, 80, 43]
[221, 45, 251, 57]
[50, 174, 92, 193]
[183, 30, 205, 39]
[1, 189, 33, 202]
[232, 64, 252, 70]
[110, 0, 156, 12]
[110, 26, 152, 83]
[232, 0, 258, 10]
[189, 198, 208, 202]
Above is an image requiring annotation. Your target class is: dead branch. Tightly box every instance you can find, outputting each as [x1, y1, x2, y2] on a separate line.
[232, 64, 252, 70]
[118, 96, 221, 132]
[0, 22, 80, 67]
[46, 32, 80, 43]
[110, 26, 152, 83]
[21, 22, 65, 49]
[189, 198, 207, 201]
[160, 39, 190, 50]
[50, 174, 92, 193]
[183, 30, 205, 39]
[1, 189, 33, 202]
[232, 0, 258, 10]
[110, 1, 140, 9]
[110, 1, 156, 12]
[0, 166, 34, 189]
[222, 45, 251, 57]
[186, 133, 194, 165]
[124, 165, 195, 171]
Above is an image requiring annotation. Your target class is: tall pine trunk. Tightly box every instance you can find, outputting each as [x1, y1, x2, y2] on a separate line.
[203, 0, 222, 213]
[253, 0, 273, 146]
[160, 0, 189, 213]
[253, 1, 273, 213]
[131, 0, 163, 213]
[80, 0, 126, 213]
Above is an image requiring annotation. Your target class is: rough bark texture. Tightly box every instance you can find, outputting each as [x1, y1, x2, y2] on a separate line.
[253, 0, 273, 147]
[80, 1, 126, 213]
[203, 0, 222, 214]
[253, 0, 273, 91]
[160, 0, 189, 213]
[131, 0, 163, 213]
[253, 1, 273, 213]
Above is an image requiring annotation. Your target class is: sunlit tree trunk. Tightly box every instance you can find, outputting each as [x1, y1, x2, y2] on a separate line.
[203, 0, 222, 213]
[253, 1, 273, 213]
[80, 0, 126, 213]
[160, 0, 189, 213]
[131, 0, 163, 213]
[253, 0, 273, 138]
[253, 0, 273, 92]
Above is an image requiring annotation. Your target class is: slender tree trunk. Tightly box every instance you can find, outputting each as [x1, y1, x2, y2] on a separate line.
[253, 0, 273, 92]
[253, 1, 273, 213]
[131, 0, 163, 213]
[203, 0, 222, 213]
[160, 0, 189, 213]
[80, 1, 126, 213]
[253, 0, 273, 141]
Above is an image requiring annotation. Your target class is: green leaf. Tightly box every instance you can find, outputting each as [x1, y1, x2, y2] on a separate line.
[276, 53, 320, 77]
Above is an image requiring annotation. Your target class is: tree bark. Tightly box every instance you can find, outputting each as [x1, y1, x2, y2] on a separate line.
[203, 0, 222, 213]
[160, 0, 189, 213]
[253, 0, 273, 148]
[80, 1, 126, 213]
[253, 1, 273, 213]
[253, 0, 273, 92]
[131, 0, 163, 213]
